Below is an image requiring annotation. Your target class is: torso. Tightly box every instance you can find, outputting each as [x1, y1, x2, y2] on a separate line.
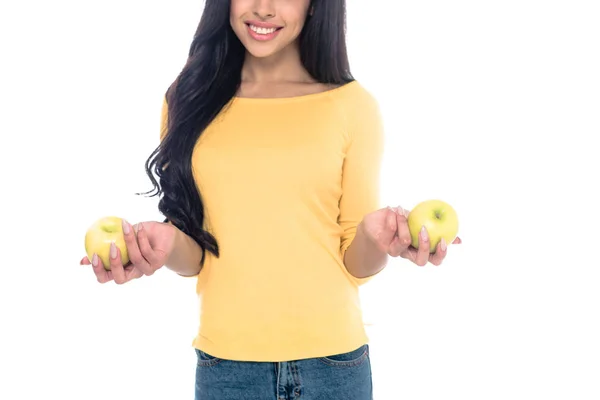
[188, 80, 382, 362]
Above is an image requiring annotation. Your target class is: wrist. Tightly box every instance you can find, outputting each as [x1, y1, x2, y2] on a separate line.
[344, 220, 389, 279]
[165, 225, 203, 277]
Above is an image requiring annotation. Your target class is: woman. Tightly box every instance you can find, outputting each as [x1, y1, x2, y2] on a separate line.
[81, 0, 460, 398]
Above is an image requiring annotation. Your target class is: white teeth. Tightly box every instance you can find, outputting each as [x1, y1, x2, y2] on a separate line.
[249, 25, 277, 35]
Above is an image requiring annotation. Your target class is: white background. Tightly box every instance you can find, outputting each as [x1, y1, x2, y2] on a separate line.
[1, 0, 599, 399]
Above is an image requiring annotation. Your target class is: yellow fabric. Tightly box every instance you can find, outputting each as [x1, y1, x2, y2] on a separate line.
[159, 81, 385, 362]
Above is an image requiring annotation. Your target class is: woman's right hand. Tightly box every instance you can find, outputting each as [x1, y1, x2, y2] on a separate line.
[80, 220, 177, 284]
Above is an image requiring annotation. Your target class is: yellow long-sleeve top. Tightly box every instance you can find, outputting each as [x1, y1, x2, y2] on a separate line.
[160, 81, 384, 362]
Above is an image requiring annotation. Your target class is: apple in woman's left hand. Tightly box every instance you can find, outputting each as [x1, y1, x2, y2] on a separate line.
[359, 206, 461, 267]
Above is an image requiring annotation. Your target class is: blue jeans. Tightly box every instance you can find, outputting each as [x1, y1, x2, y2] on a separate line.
[195, 344, 373, 400]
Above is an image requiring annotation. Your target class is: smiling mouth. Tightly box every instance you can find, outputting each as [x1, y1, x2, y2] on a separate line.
[245, 23, 283, 35]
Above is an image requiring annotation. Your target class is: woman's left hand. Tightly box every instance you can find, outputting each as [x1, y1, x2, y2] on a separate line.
[359, 206, 461, 267]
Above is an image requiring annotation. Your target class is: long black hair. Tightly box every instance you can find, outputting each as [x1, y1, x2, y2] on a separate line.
[143, 0, 354, 265]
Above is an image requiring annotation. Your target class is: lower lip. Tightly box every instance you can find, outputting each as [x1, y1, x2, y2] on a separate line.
[246, 25, 282, 41]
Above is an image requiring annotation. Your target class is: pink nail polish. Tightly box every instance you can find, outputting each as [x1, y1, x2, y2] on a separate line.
[122, 219, 130, 235]
[420, 226, 428, 241]
[110, 242, 117, 259]
[92, 253, 98, 267]
[440, 238, 447, 251]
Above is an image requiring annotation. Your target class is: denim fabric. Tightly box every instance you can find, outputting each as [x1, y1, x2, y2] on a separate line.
[195, 344, 372, 400]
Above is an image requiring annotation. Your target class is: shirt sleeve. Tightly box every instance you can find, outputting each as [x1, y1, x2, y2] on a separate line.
[338, 88, 385, 285]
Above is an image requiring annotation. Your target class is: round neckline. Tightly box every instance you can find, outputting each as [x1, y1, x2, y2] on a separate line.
[232, 80, 358, 104]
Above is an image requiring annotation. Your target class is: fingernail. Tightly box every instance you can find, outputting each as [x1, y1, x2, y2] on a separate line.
[110, 242, 117, 259]
[440, 238, 447, 252]
[138, 222, 144, 231]
[92, 253, 98, 267]
[420, 226, 428, 241]
[122, 219, 130, 235]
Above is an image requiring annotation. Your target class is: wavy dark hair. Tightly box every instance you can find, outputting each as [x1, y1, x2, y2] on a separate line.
[143, 0, 354, 265]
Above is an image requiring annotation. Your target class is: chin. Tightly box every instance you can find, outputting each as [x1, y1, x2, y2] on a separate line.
[245, 45, 281, 59]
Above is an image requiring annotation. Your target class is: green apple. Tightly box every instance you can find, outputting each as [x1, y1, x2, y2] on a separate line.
[407, 200, 459, 253]
[84, 216, 129, 270]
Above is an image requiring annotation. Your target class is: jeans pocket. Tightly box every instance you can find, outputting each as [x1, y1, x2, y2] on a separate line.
[195, 348, 224, 367]
[318, 344, 369, 367]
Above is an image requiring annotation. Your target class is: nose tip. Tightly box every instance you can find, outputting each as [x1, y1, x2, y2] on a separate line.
[253, 10, 275, 19]
[253, 0, 276, 19]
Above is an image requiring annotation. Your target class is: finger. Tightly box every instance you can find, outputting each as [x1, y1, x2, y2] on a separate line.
[124, 265, 144, 281]
[372, 208, 397, 252]
[387, 235, 403, 257]
[80, 256, 91, 266]
[394, 213, 412, 249]
[387, 212, 411, 257]
[109, 242, 128, 285]
[452, 236, 462, 244]
[414, 226, 430, 266]
[123, 220, 151, 274]
[136, 223, 159, 275]
[429, 238, 447, 266]
[400, 246, 418, 263]
[91, 253, 113, 284]
[396, 205, 410, 218]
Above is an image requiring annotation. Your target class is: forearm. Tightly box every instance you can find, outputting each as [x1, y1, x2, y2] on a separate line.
[164, 226, 203, 277]
[343, 222, 389, 279]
